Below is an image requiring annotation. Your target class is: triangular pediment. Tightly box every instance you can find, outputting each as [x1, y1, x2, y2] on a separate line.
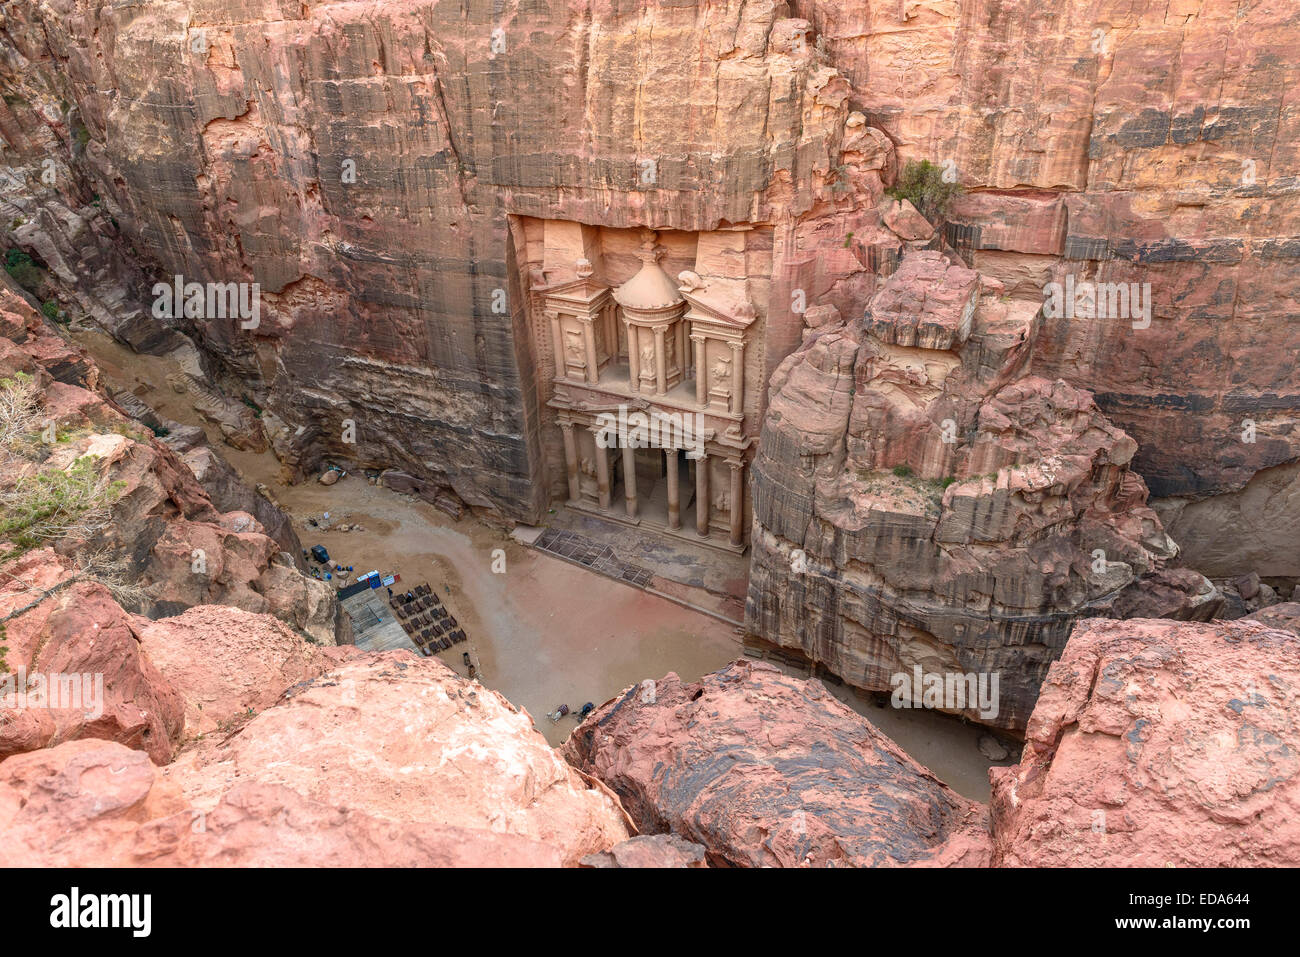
[542, 274, 611, 306]
[679, 282, 758, 328]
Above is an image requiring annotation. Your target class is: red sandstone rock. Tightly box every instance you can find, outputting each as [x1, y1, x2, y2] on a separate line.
[135, 605, 361, 740]
[0, 285, 346, 644]
[580, 834, 709, 869]
[166, 653, 633, 867]
[1244, 603, 1300, 637]
[0, 551, 184, 765]
[882, 198, 935, 241]
[0, 634, 633, 866]
[564, 660, 991, 867]
[749, 251, 1182, 730]
[0, 739, 571, 867]
[990, 618, 1300, 867]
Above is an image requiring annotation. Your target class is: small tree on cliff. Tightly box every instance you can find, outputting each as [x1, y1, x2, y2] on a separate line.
[886, 160, 963, 226]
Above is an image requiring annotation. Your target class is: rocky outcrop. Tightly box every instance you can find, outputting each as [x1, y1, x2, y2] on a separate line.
[581, 834, 709, 869]
[990, 617, 1300, 867]
[0, 283, 346, 643]
[0, 738, 583, 867]
[564, 660, 991, 867]
[0, 549, 185, 764]
[747, 251, 1190, 730]
[0, 651, 633, 867]
[176, 443, 303, 560]
[1244, 602, 1300, 637]
[134, 605, 360, 740]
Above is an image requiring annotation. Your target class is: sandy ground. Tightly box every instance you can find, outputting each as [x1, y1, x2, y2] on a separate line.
[74, 327, 1016, 800]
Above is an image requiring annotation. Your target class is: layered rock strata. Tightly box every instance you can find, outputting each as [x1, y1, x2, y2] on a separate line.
[746, 251, 1190, 730]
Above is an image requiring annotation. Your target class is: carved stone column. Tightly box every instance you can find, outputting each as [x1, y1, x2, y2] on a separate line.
[548, 311, 565, 380]
[622, 442, 638, 518]
[728, 458, 744, 546]
[691, 334, 707, 407]
[594, 432, 611, 508]
[666, 448, 681, 530]
[729, 340, 745, 415]
[560, 421, 580, 502]
[695, 453, 709, 537]
[653, 325, 668, 396]
[676, 321, 688, 382]
[583, 317, 599, 385]
[626, 321, 641, 394]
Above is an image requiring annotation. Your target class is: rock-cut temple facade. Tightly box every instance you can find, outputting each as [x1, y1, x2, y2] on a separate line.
[518, 220, 772, 550]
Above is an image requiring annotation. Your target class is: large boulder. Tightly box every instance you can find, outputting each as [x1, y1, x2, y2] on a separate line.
[0, 648, 634, 867]
[0, 739, 576, 867]
[166, 653, 633, 867]
[564, 660, 991, 867]
[990, 618, 1300, 867]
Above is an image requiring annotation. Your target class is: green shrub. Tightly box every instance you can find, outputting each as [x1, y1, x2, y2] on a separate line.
[4, 248, 42, 292]
[892, 465, 913, 478]
[0, 457, 124, 562]
[41, 300, 60, 321]
[886, 159, 963, 225]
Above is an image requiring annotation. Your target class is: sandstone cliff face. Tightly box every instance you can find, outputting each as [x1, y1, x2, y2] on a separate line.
[4, 0, 1295, 565]
[0, 0, 894, 522]
[746, 251, 1193, 730]
[0, 283, 346, 643]
[798, 1, 1300, 528]
[564, 659, 991, 867]
[990, 617, 1300, 867]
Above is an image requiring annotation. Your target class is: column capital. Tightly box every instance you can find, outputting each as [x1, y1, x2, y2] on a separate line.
[689, 332, 708, 343]
[726, 458, 744, 471]
[728, 339, 744, 352]
[652, 324, 670, 334]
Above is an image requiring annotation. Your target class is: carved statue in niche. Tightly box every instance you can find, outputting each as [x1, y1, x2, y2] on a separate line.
[713, 489, 730, 512]
[565, 329, 584, 362]
[640, 342, 656, 374]
[711, 354, 732, 388]
[579, 456, 597, 497]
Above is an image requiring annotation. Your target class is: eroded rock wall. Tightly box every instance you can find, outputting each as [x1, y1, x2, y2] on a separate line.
[0, 282, 348, 642]
[745, 251, 1204, 730]
[0, 0, 898, 522]
[3, 1, 1294, 557]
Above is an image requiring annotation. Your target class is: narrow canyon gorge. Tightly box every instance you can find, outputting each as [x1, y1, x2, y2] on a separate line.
[1, 0, 1297, 878]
